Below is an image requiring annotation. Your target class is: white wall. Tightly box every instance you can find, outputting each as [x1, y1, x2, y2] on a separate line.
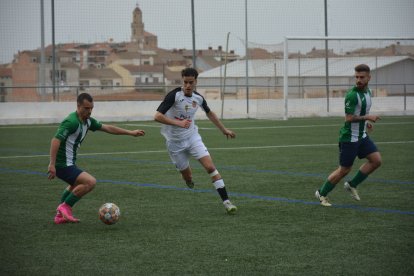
[0, 101, 160, 124]
[0, 97, 412, 125]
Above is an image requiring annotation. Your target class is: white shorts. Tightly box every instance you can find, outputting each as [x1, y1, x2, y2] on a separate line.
[166, 133, 210, 171]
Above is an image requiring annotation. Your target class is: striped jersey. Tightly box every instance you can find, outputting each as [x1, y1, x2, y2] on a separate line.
[54, 112, 102, 168]
[339, 86, 372, 142]
[156, 87, 211, 142]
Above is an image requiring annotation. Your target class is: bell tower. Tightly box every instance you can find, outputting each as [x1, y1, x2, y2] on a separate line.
[131, 3, 144, 48]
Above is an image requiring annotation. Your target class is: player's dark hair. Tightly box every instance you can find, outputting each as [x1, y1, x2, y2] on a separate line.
[355, 64, 370, 73]
[77, 93, 93, 105]
[181, 67, 198, 79]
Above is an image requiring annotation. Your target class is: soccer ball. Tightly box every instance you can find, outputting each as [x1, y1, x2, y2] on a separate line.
[99, 203, 120, 225]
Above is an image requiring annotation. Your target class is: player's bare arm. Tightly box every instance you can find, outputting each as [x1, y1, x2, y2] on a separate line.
[154, 111, 191, 129]
[100, 124, 145, 136]
[48, 137, 61, 179]
[206, 111, 236, 139]
[345, 114, 380, 123]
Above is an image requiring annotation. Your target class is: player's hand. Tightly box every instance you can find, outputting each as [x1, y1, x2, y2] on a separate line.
[48, 164, 56, 180]
[366, 122, 373, 133]
[366, 115, 380, 122]
[132, 129, 145, 137]
[223, 129, 236, 139]
[178, 120, 191, 129]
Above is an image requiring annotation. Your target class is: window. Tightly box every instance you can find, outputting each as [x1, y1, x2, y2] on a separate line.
[79, 80, 89, 90]
[49, 70, 67, 82]
[101, 80, 113, 89]
[0, 82, 6, 102]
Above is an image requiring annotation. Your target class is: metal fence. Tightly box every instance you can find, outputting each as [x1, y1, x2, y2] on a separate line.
[1, 0, 414, 119]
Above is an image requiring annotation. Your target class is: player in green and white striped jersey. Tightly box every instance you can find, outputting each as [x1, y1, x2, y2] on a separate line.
[315, 64, 382, 206]
[48, 93, 146, 223]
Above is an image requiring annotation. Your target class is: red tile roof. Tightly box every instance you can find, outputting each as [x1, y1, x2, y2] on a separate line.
[0, 68, 12, 77]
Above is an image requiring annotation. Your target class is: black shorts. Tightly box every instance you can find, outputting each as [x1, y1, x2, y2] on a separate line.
[56, 165, 83, 185]
[339, 136, 378, 167]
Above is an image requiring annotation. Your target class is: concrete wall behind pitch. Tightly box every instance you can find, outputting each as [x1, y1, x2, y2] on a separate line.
[0, 97, 412, 125]
[0, 100, 248, 125]
[0, 101, 159, 125]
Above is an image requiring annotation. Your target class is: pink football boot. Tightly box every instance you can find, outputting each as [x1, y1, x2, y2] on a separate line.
[57, 203, 80, 223]
[54, 211, 68, 224]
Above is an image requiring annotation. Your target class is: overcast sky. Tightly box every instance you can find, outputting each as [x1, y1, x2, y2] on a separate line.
[1, 0, 413, 64]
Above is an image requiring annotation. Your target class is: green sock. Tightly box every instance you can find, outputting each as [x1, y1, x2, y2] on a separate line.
[60, 189, 71, 203]
[350, 170, 368, 188]
[319, 180, 335, 196]
[65, 192, 81, 207]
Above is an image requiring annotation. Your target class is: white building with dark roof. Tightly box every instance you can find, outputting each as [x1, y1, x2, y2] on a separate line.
[198, 56, 414, 98]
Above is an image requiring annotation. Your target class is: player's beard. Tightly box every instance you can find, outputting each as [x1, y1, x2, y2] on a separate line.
[81, 110, 91, 121]
[356, 82, 366, 90]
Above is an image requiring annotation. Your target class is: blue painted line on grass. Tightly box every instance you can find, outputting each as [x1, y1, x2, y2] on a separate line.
[79, 155, 414, 186]
[0, 167, 47, 176]
[224, 192, 414, 215]
[6, 153, 411, 185]
[98, 179, 414, 216]
[1, 167, 414, 216]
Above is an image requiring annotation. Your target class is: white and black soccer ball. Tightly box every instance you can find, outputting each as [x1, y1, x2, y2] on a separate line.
[99, 203, 120, 225]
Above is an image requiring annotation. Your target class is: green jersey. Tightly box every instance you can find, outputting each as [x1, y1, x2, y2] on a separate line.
[339, 86, 372, 143]
[54, 112, 102, 168]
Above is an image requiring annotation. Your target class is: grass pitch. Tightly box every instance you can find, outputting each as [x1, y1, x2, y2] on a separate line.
[0, 116, 413, 275]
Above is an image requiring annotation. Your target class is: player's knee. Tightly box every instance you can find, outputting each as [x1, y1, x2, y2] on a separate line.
[369, 153, 382, 169]
[86, 177, 97, 191]
[373, 158, 382, 169]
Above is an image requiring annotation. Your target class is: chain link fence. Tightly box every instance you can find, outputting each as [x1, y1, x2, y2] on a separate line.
[1, 0, 413, 119]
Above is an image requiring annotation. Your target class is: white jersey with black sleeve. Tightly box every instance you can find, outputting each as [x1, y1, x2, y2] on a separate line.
[156, 87, 211, 142]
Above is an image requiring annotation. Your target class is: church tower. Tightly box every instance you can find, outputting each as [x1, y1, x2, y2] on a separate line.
[129, 3, 158, 50]
[131, 3, 145, 48]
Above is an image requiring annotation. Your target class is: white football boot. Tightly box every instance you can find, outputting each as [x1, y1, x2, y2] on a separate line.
[344, 182, 360, 201]
[223, 200, 237, 214]
[315, 190, 332, 207]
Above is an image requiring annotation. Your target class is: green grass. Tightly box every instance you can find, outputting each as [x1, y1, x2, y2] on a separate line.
[0, 116, 413, 275]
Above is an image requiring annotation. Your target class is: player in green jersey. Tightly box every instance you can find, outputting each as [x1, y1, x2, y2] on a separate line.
[315, 64, 382, 206]
[48, 93, 146, 224]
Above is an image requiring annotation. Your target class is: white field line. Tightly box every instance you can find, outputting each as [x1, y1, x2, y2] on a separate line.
[1, 140, 413, 159]
[126, 122, 414, 130]
[1, 121, 413, 130]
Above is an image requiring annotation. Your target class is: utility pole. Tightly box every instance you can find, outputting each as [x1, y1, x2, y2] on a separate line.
[191, 0, 196, 69]
[324, 0, 330, 112]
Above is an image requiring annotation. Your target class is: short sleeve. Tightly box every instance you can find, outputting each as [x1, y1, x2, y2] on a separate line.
[157, 88, 180, 114]
[54, 119, 77, 141]
[344, 92, 357, 115]
[194, 91, 211, 113]
[89, 117, 102, 131]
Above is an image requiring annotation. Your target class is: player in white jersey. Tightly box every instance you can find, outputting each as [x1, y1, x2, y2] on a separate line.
[315, 64, 382, 206]
[154, 68, 237, 214]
